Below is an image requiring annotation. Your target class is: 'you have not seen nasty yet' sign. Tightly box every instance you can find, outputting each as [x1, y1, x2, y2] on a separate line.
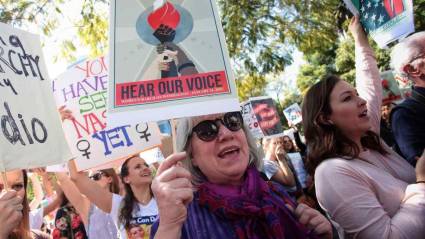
[52, 56, 161, 171]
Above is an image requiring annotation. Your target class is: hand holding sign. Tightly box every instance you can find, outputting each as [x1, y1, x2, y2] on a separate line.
[151, 152, 193, 233]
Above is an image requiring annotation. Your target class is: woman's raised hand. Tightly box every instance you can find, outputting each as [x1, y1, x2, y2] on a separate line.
[151, 152, 193, 236]
[349, 15, 368, 47]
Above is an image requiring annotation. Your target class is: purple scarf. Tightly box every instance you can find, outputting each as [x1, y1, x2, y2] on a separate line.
[198, 167, 317, 239]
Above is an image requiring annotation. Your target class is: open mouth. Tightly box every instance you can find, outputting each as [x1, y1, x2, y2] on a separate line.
[359, 109, 368, 118]
[141, 172, 151, 177]
[218, 146, 240, 158]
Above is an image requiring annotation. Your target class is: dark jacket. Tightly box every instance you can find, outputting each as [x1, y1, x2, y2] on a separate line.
[391, 86, 425, 166]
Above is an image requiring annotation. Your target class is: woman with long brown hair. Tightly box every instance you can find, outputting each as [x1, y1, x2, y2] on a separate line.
[302, 16, 425, 238]
[69, 155, 157, 239]
[0, 170, 49, 239]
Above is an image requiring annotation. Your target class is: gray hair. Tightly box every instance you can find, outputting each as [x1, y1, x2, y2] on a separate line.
[391, 31, 425, 77]
[175, 115, 264, 186]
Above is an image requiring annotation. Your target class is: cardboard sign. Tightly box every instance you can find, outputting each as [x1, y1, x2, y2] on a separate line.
[380, 70, 403, 104]
[107, 0, 239, 126]
[344, 0, 414, 48]
[283, 103, 303, 125]
[249, 96, 284, 138]
[241, 101, 264, 139]
[53, 56, 161, 171]
[287, 152, 307, 188]
[0, 23, 72, 171]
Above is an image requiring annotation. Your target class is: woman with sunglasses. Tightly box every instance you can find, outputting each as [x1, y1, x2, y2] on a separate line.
[68, 155, 158, 239]
[151, 111, 333, 239]
[302, 16, 425, 238]
[55, 168, 120, 238]
[0, 170, 50, 239]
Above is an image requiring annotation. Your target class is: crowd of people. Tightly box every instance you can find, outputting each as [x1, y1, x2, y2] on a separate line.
[1, 16, 425, 239]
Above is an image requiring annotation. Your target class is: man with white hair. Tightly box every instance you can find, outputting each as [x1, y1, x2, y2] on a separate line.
[390, 32, 425, 166]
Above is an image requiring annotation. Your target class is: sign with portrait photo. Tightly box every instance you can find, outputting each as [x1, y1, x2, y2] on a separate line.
[0, 23, 72, 171]
[53, 56, 161, 171]
[249, 96, 284, 138]
[283, 103, 303, 126]
[107, 0, 239, 126]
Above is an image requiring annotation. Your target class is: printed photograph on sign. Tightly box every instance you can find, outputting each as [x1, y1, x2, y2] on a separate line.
[380, 70, 403, 104]
[343, 0, 414, 48]
[0, 22, 72, 171]
[108, 0, 239, 125]
[249, 96, 283, 138]
[283, 103, 303, 126]
[52, 56, 161, 171]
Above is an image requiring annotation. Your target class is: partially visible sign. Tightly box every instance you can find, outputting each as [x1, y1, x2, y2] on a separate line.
[287, 152, 307, 188]
[380, 70, 403, 104]
[241, 101, 264, 139]
[283, 103, 303, 126]
[249, 96, 284, 138]
[344, 0, 414, 48]
[53, 56, 161, 171]
[139, 147, 165, 165]
[0, 22, 72, 171]
[107, 0, 239, 125]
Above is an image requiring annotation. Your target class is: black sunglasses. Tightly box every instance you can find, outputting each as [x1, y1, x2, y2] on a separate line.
[191, 111, 244, 142]
[90, 172, 105, 181]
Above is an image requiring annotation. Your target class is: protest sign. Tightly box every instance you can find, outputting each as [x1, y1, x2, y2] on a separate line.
[283, 103, 303, 126]
[344, 0, 414, 48]
[139, 147, 165, 165]
[380, 70, 403, 104]
[241, 101, 264, 139]
[393, 72, 412, 99]
[287, 152, 307, 188]
[0, 23, 72, 172]
[53, 56, 161, 171]
[249, 96, 284, 138]
[107, 0, 239, 126]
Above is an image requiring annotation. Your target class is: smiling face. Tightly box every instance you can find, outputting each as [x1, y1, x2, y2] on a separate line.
[327, 80, 371, 140]
[190, 113, 250, 186]
[123, 156, 152, 186]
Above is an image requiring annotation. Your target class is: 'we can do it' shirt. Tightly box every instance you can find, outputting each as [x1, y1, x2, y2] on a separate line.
[110, 194, 159, 239]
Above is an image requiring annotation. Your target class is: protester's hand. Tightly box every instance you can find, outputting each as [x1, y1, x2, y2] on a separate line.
[58, 106, 74, 122]
[275, 145, 287, 161]
[68, 159, 82, 181]
[349, 15, 368, 47]
[151, 152, 193, 233]
[0, 190, 23, 238]
[415, 150, 425, 182]
[287, 203, 332, 239]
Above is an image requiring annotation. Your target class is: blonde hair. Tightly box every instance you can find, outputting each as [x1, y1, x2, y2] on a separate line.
[175, 114, 264, 186]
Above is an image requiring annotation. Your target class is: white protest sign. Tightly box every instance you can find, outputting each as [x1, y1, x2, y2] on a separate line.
[0, 23, 72, 171]
[283, 103, 303, 126]
[139, 147, 165, 165]
[241, 101, 264, 139]
[107, 0, 240, 126]
[52, 56, 161, 171]
[344, 0, 414, 48]
[287, 152, 307, 188]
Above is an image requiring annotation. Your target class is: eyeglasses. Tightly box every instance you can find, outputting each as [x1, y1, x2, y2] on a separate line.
[409, 53, 425, 66]
[191, 111, 244, 142]
[89, 172, 105, 181]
